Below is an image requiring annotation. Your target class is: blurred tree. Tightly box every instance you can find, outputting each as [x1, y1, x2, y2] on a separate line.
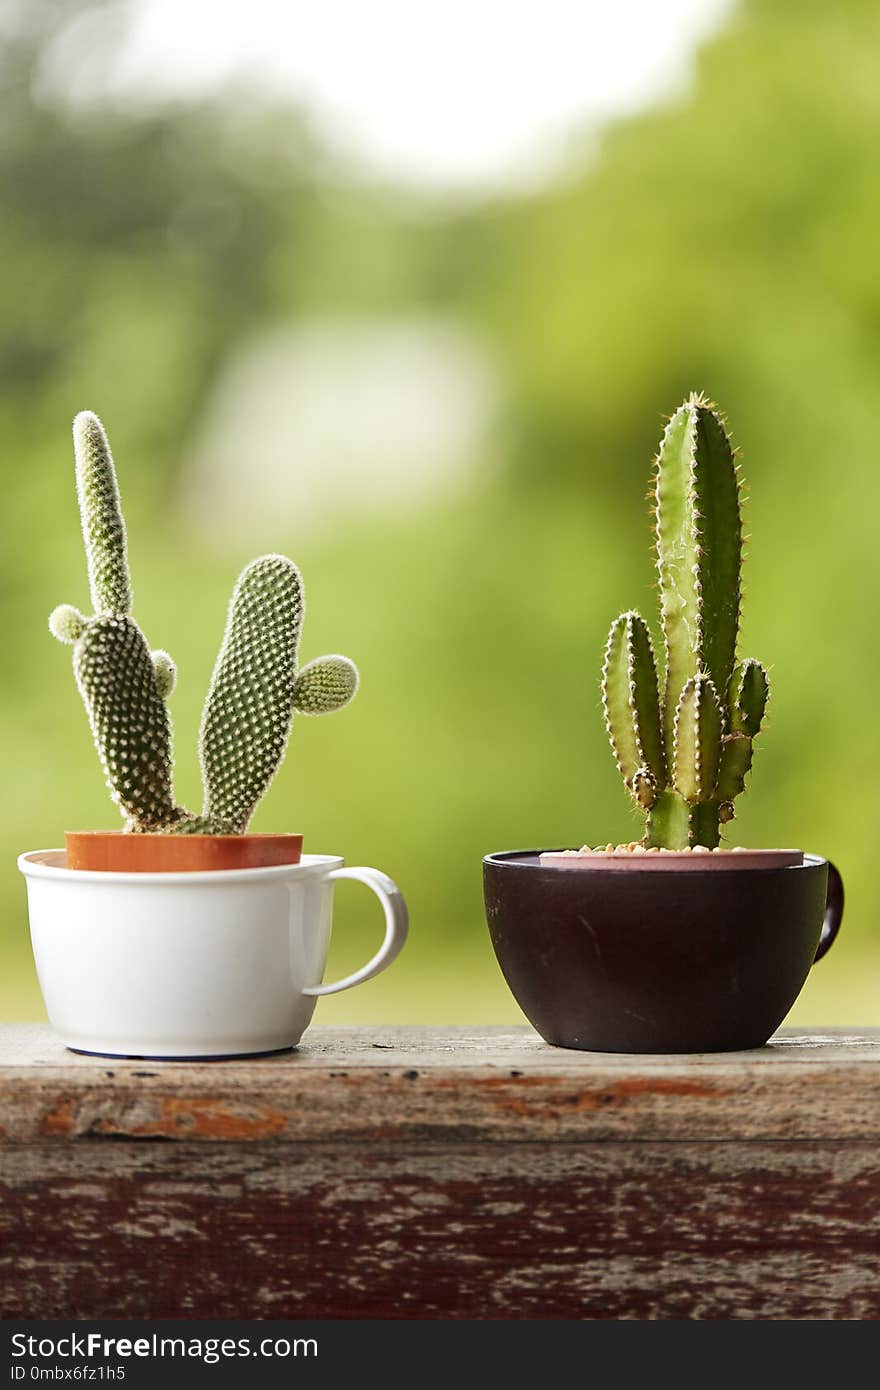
[1, 0, 878, 1029]
[0, 0, 320, 498]
[479, 0, 880, 502]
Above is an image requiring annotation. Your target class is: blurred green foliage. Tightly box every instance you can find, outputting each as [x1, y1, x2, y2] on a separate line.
[2, 0, 878, 1027]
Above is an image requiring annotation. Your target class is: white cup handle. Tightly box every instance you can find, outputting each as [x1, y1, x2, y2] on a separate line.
[302, 866, 409, 997]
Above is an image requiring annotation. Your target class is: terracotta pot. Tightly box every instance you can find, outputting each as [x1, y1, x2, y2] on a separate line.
[483, 849, 844, 1054]
[65, 830, 303, 873]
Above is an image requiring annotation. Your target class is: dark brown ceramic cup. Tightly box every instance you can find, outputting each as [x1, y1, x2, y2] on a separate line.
[483, 851, 843, 1053]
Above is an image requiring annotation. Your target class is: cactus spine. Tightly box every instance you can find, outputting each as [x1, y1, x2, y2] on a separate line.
[51, 412, 358, 834]
[602, 394, 769, 849]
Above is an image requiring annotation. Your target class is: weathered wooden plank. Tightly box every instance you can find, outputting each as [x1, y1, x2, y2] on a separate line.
[1, 1140, 879, 1320]
[3, 1027, 880, 1319]
[1, 1025, 879, 1144]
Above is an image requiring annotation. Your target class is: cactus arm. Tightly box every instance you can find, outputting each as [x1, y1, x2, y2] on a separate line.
[199, 555, 304, 834]
[293, 655, 359, 714]
[73, 412, 132, 616]
[730, 658, 769, 736]
[601, 612, 665, 807]
[49, 413, 185, 831]
[655, 401, 700, 752]
[691, 404, 743, 712]
[624, 613, 665, 786]
[151, 650, 177, 699]
[602, 615, 641, 785]
[715, 659, 768, 820]
[672, 674, 722, 804]
[647, 675, 724, 849]
[74, 617, 181, 828]
[49, 605, 87, 644]
[716, 732, 753, 802]
[656, 396, 742, 746]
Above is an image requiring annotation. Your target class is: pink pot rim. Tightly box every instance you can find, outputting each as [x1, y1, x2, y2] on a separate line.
[538, 848, 804, 872]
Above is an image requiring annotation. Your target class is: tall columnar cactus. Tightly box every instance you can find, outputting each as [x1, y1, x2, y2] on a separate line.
[50, 411, 358, 833]
[602, 394, 769, 849]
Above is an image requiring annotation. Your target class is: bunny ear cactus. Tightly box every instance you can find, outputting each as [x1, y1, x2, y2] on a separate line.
[50, 412, 358, 834]
[49, 413, 182, 829]
[198, 556, 358, 834]
[602, 394, 769, 849]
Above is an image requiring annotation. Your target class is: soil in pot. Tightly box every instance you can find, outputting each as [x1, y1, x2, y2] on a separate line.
[539, 844, 804, 871]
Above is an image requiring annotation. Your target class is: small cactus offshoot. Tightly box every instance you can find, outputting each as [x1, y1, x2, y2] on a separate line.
[50, 411, 358, 834]
[602, 394, 769, 849]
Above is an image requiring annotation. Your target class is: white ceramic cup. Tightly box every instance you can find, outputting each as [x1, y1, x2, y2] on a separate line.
[18, 850, 408, 1058]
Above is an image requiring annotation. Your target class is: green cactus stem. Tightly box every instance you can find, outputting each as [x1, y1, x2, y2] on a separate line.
[74, 411, 133, 616]
[50, 411, 183, 827]
[293, 655, 360, 714]
[602, 611, 665, 810]
[74, 617, 181, 828]
[48, 604, 87, 644]
[198, 556, 303, 834]
[198, 556, 359, 834]
[716, 732, 753, 803]
[672, 674, 722, 805]
[730, 658, 769, 736]
[150, 650, 177, 699]
[601, 394, 770, 849]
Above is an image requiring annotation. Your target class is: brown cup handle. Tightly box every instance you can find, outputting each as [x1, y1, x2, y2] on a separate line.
[814, 860, 844, 963]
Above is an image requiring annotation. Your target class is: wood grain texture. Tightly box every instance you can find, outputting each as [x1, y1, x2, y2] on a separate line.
[2, 1025, 880, 1144]
[2, 1141, 880, 1319]
[2, 1026, 879, 1319]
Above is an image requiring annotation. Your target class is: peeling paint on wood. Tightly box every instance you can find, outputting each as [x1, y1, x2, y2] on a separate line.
[40, 1094, 289, 1142]
[1, 1026, 879, 1318]
[2, 1025, 880, 1144]
[2, 1141, 880, 1319]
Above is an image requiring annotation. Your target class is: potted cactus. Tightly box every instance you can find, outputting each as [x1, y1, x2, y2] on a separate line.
[484, 394, 843, 1053]
[18, 413, 408, 1058]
